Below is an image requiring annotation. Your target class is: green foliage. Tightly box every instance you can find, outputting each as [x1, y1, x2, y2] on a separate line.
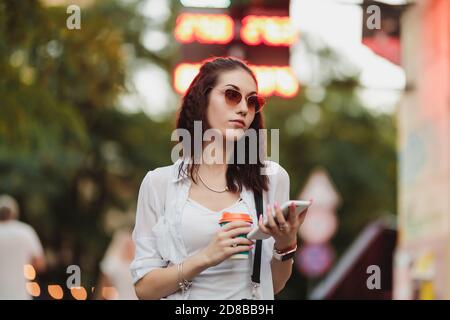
[0, 0, 177, 291]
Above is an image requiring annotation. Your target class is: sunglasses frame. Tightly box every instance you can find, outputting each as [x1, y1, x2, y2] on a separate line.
[205, 86, 266, 114]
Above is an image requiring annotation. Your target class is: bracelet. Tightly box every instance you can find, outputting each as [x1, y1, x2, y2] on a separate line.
[177, 262, 192, 294]
[274, 242, 297, 254]
[273, 244, 298, 261]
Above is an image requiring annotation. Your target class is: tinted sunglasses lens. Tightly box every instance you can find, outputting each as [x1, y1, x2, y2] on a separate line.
[248, 95, 265, 112]
[224, 89, 242, 105]
[257, 96, 266, 111]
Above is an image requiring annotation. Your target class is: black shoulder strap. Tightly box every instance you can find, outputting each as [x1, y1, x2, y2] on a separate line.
[251, 191, 263, 284]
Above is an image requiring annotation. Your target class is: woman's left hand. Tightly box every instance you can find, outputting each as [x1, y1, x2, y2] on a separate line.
[257, 201, 309, 251]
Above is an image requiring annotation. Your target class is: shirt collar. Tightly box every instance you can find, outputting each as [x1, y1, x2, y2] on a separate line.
[171, 158, 190, 183]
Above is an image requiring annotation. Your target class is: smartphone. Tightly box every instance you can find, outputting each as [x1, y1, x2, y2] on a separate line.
[247, 200, 311, 240]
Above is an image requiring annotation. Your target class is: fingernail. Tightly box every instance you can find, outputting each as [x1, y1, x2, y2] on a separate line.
[274, 201, 279, 209]
[266, 204, 271, 211]
[249, 245, 254, 249]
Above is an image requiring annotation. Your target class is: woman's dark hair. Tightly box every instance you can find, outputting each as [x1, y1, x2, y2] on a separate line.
[175, 56, 269, 194]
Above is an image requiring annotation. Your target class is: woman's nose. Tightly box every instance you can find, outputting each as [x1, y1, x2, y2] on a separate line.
[235, 98, 249, 114]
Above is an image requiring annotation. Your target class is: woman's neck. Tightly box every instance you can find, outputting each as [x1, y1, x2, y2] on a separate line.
[197, 139, 233, 176]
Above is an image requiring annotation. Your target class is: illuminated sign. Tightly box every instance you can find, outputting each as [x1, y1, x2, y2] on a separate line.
[173, 63, 202, 94]
[241, 15, 298, 46]
[174, 0, 298, 98]
[174, 63, 299, 98]
[175, 13, 234, 44]
[175, 13, 297, 46]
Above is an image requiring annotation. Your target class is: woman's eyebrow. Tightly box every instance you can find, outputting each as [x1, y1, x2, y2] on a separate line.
[224, 84, 257, 97]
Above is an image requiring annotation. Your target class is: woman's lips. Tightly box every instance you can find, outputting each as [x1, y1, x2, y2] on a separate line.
[229, 120, 245, 128]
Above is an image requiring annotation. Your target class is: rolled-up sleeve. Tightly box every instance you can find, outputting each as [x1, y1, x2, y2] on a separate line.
[130, 171, 168, 284]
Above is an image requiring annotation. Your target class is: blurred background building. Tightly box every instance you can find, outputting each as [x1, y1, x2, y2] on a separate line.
[394, 0, 450, 300]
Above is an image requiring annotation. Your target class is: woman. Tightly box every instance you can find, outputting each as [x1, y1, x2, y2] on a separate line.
[130, 57, 308, 300]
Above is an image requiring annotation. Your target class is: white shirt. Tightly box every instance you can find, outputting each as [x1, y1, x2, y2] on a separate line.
[182, 198, 253, 299]
[0, 220, 44, 300]
[130, 159, 290, 300]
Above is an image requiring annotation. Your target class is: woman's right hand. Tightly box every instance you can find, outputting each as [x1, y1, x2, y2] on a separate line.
[198, 221, 255, 268]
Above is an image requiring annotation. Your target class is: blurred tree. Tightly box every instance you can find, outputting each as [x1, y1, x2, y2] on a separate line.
[0, 0, 179, 294]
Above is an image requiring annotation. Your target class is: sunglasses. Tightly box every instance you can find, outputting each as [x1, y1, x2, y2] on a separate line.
[209, 87, 266, 114]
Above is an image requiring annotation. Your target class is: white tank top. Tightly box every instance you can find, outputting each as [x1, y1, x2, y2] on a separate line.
[181, 197, 253, 300]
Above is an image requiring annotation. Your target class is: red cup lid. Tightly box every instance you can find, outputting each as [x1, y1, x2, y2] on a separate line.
[219, 212, 252, 224]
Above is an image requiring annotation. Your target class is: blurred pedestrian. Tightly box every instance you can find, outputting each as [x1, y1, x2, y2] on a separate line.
[0, 194, 46, 299]
[95, 227, 137, 300]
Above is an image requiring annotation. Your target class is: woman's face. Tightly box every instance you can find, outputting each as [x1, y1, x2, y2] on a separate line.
[206, 68, 258, 142]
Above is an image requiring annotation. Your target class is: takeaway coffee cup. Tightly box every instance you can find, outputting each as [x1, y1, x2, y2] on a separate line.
[219, 212, 253, 259]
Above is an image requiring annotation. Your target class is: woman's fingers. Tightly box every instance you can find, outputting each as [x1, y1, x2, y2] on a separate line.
[223, 236, 254, 247]
[287, 202, 297, 225]
[227, 244, 253, 255]
[258, 214, 271, 235]
[273, 202, 288, 227]
[297, 199, 312, 225]
[223, 226, 253, 239]
[266, 203, 278, 230]
[221, 220, 250, 232]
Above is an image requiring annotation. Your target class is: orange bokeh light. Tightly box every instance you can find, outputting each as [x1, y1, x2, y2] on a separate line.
[173, 63, 201, 94]
[175, 13, 234, 44]
[23, 264, 36, 280]
[173, 63, 299, 98]
[48, 285, 64, 300]
[276, 70, 300, 97]
[70, 287, 87, 300]
[26, 282, 41, 297]
[241, 15, 298, 46]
